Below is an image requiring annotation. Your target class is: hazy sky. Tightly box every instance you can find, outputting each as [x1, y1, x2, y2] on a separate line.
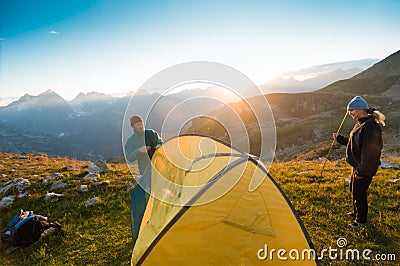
[1, 0, 399, 100]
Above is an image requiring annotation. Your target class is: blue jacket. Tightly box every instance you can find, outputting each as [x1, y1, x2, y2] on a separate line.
[124, 129, 163, 174]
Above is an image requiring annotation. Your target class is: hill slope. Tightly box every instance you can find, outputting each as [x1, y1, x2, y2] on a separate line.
[272, 49, 400, 160]
[0, 121, 92, 159]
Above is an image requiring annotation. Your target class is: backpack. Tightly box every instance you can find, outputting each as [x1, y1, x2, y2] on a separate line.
[1, 210, 62, 248]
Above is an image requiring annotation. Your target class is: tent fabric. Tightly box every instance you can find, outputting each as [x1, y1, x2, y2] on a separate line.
[131, 135, 318, 265]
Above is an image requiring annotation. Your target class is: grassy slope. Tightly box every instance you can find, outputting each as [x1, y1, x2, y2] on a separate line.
[0, 153, 399, 265]
[269, 159, 399, 265]
[0, 153, 135, 265]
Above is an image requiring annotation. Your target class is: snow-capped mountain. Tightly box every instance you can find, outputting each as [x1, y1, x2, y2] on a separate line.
[0, 90, 74, 136]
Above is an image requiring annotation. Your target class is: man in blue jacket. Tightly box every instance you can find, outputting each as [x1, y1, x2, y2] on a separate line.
[125, 115, 163, 175]
[125, 115, 163, 242]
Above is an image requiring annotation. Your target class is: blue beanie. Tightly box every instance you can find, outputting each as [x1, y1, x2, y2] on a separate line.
[347, 96, 368, 110]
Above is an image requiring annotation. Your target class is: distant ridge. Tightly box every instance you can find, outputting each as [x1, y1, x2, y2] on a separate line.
[260, 58, 379, 94]
[260, 68, 362, 93]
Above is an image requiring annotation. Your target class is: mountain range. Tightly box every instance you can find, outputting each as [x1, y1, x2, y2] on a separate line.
[185, 50, 400, 161]
[0, 54, 398, 161]
[0, 87, 243, 159]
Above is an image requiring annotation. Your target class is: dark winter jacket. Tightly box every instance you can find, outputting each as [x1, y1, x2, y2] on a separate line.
[124, 129, 163, 174]
[336, 116, 383, 178]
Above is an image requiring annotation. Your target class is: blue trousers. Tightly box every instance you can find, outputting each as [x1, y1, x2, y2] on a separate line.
[130, 168, 151, 242]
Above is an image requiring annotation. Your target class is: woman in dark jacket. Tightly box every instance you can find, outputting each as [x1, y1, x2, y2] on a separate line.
[334, 96, 385, 229]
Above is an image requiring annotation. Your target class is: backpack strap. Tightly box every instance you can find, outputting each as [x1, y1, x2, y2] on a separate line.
[2, 210, 33, 242]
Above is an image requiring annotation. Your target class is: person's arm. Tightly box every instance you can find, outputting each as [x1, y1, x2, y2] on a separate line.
[152, 130, 163, 149]
[125, 137, 140, 162]
[334, 133, 349, 146]
[356, 123, 382, 177]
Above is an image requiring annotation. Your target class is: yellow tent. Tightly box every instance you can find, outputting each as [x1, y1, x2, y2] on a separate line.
[131, 135, 318, 265]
